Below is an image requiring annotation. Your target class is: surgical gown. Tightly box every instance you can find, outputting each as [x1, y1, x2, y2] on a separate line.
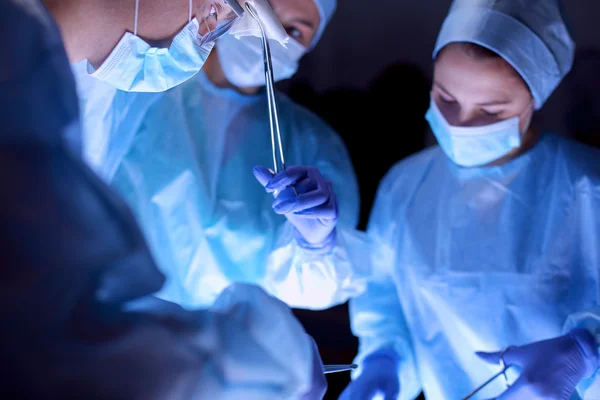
[350, 133, 600, 400]
[76, 70, 369, 310]
[1, 1, 321, 398]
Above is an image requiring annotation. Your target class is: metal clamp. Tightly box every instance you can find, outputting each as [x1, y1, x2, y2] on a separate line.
[461, 346, 515, 400]
[499, 346, 514, 389]
[245, 2, 287, 175]
[224, 0, 244, 17]
[323, 364, 358, 374]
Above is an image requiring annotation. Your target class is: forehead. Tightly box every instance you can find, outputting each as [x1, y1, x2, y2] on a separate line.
[434, 45, 527, 102]
[269, 0, 320, 25]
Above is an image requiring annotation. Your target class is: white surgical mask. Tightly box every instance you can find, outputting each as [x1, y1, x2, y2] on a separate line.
[426, 98, 532, 167]
[89, 0, 230, 93]
[217, 34, 306, 88]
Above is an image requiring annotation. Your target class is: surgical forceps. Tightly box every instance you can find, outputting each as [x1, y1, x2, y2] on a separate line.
[461, 365, 513, 400]
[245, 2, 287, 175]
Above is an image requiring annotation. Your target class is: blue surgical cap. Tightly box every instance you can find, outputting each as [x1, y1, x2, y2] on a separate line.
[433, 0, 575, 109]
[310, 0, 337, 49]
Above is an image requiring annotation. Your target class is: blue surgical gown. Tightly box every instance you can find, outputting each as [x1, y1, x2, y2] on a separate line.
[350, 133, 600, 400]
[3, 1, 319, 398]
[75, 69, 369, 310]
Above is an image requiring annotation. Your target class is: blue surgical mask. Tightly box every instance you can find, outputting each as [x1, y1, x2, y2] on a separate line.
[88, 0, 231, 93]
[426, 99, 531, 167]
[217, 34, 306, 88]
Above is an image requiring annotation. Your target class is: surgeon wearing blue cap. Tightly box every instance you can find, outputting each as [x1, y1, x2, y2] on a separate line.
[90, 0, 369, 310]
[341, 0, 600, 399]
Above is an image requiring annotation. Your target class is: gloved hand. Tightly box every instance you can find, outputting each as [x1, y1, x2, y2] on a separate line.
[476, 329, 600, 400]
[338, 349, 400, 400]
[253, 165, 338, 250]
[300, 336, 328, 400]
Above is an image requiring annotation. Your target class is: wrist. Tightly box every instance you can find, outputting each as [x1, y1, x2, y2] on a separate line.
[570, 328, 600, 378]
[363, 348, 401, 369]
[294, 228, 337, 254]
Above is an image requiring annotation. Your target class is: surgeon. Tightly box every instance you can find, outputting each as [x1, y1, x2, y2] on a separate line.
[341, 0, 600, 399]
[1, 0, 326, 398]
[44, 0, 241, 161]
[95, 0, 369, 310]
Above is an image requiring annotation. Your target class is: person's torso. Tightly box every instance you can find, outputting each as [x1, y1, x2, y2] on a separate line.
[109, 72, 326, 308]
[384, 135, 600, 399]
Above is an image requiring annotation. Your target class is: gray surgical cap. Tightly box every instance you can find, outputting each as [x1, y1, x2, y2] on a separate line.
[433, 0, 575, 109]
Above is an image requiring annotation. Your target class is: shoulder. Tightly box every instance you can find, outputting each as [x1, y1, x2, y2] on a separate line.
[549, 134, 600, 186]
[377, 146, 444, 198]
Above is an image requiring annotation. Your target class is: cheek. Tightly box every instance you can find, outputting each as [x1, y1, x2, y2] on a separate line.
[519, 109, 534, 133]
[297, 28, 315, 48]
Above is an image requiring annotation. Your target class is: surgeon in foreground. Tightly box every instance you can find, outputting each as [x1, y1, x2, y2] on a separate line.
[1, 0, 326, 398]
[77, 0, 369, 310]
[341, 0, 600, 399]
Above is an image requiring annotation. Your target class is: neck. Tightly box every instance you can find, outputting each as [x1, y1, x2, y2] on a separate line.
[44, 0, 83, 62]
[44, 0, 204, 67]
[44, 0, 132, 66]
[203, 47, 261, 96]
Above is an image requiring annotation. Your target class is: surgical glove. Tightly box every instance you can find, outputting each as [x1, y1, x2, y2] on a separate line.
[253, 165, 338, 251]
[300, 336, 328, 400]
[339, 349, 400, 400]
[476, 329, 600, 400]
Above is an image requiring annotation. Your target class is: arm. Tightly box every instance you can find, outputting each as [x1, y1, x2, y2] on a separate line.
[559, 180, 600, 397]
[256, 116, 370, 310]
[345, 173, 422, 400]
[477, 172, 600, 399]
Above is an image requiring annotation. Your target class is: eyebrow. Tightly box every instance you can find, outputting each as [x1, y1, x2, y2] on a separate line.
[434, 82, 511, 106]
[475, 100, 512, 106]
[434, 82, 455, 98]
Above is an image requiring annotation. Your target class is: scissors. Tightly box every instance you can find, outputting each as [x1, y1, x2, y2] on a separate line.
[245, 1, 287, 175]
[461, 366, 513, 400]
[324, 364, 358, 375]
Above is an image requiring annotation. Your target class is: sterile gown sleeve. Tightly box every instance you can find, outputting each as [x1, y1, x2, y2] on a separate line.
[0, 2, 317, 399]
[261, 108, 371, 310]
[560, 168, 600, 399]
[347, 168, 422, 400]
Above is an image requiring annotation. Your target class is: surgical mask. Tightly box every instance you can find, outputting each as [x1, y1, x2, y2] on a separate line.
[426, 98, 532, 167]
[217, 34, 306, 88]
[89, 0, 232, 93]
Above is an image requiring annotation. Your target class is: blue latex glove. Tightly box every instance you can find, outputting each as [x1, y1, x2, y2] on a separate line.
[253, 165, 338, 251]
[477, 329, 600, 400]
[338, 349, 400, 400]
[301, 336, 328, 400]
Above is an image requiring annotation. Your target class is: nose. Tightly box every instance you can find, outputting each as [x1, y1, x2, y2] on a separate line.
[457, 108, 480, 127]
[445, 107, 483, 128]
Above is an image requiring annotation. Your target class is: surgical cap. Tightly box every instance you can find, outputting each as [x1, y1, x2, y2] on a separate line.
[311, 0, 337, 49]
[433, 0, 575, 109]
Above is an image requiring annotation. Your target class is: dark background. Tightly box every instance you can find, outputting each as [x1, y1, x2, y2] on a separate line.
[278, 0, 600, 398]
